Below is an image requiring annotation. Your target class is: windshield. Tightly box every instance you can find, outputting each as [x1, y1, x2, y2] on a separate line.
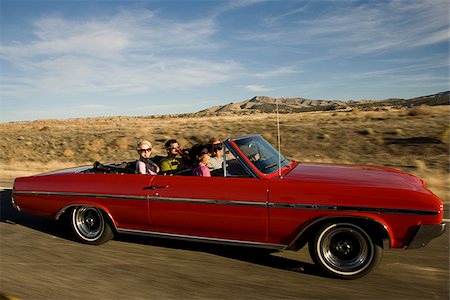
[233, 135, 289, 174]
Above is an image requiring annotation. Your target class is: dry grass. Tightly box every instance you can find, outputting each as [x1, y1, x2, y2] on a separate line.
[1, 161, 81, 180]
[1, 105, 448, 202]
[406, 105, 436, 116]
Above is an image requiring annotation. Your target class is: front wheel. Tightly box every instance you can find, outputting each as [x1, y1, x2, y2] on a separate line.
[309, 222, 382, 279]
[71, 206, 113, 245]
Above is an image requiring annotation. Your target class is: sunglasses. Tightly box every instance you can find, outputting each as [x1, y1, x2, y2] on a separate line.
[167, 146, 179, 150]
[139, 148, 152, 153]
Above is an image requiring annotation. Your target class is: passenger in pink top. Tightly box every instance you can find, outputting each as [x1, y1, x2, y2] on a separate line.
[191, 146, 211, 177]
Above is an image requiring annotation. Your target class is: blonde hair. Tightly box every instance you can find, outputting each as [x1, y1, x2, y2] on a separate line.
[136, 140, 152, 150]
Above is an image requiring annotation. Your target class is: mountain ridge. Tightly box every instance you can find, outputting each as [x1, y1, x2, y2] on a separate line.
[194, 91, 449, 116]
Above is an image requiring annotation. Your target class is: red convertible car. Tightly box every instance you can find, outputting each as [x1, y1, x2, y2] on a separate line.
[12, 135, 445, 279]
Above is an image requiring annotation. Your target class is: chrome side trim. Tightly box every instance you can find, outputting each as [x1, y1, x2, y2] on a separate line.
[117, 228, 287, 250]
[13, 190, 440, 216]
[269, 203, 441, 216]
[12, 191, 148, 201]
[149, 197, 267, 207]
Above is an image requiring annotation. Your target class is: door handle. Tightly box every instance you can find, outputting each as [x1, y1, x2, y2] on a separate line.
[144, 185, 169, 190]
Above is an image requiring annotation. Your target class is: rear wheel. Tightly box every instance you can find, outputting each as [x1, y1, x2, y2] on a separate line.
[71, 206, 113, 245]
[309, 222, 382, 279]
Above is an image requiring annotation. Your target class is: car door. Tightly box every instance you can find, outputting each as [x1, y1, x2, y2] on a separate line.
[75, 173, 154, 232]
[148, 175, 269, 243]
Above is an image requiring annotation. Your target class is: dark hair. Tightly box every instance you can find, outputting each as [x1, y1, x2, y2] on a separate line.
[188, 144, 209, 166]
[208, 142, 222, 157]
[165, 139, 178, 148]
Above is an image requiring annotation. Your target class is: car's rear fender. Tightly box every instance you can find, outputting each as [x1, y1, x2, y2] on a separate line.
[55, 202, 117, 231]
[286, 216, 391, 251]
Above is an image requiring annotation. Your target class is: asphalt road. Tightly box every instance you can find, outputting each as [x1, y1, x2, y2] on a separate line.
[1, 188, 449, 300]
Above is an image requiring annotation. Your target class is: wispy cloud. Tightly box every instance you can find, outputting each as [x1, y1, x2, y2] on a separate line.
[254, 66, 299, 79]
[143, 102, 198, 110]
[414, 29, 450, 47]
[211, 0, 268, 17]
[357, 61, 449, 78]
[245, 84, 273, 93]
[263, 5, 308, 25]
[236, 0, 449, 55]
[77, 104, 111, 110]
[0, 8, 239, 99]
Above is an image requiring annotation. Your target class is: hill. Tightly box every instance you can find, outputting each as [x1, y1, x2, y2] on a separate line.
[194, 91, 449, 116]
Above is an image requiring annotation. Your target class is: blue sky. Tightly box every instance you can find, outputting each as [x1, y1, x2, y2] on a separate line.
[1, 0, 449, 121]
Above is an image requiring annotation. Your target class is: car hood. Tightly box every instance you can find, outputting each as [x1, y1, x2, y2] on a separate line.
[284, 162, 425, 191]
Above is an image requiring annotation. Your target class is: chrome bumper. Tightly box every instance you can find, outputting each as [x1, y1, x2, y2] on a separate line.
[11, 194, 21, 211]
[407, 223, 446, 249]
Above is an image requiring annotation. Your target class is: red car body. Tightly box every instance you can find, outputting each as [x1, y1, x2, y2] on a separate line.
[12, 135, 446, 279]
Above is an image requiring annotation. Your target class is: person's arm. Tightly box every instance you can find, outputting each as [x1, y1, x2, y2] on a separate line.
[136, 160, 147, 174]
[148, 161, 160, 175]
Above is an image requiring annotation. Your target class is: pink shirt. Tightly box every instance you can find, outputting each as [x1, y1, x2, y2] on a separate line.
[191, 163, 211, 177]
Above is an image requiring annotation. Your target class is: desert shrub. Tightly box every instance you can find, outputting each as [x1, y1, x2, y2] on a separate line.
[115, 137, 130, 150]
[63, 149, 75, 157]
[415, 160, 428, 172]
[84, 139, 106, 152]
[357, 128, 375, 135]
[441, 127, 450, 144]
[317, 133, 331, 140]
[90, 153, 102, 162]
[384, 128, 403, 135]
[362, 111, 385, 119]
[407, 106, 434, 116]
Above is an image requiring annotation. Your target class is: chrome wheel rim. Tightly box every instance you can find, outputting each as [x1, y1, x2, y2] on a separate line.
[73, 207, 104, 241]
[318, 224, 373, 275]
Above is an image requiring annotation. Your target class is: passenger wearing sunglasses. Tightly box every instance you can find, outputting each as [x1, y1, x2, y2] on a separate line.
[136, 140, 159, 175]
[207, 138, 224, 171]
[160, 139, 189, 173]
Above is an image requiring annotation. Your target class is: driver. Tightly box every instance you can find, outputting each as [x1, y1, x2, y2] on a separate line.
[207, 138, 224, 170]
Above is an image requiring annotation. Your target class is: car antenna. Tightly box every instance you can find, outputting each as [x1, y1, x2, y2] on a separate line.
[276, 98, 282, 178]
